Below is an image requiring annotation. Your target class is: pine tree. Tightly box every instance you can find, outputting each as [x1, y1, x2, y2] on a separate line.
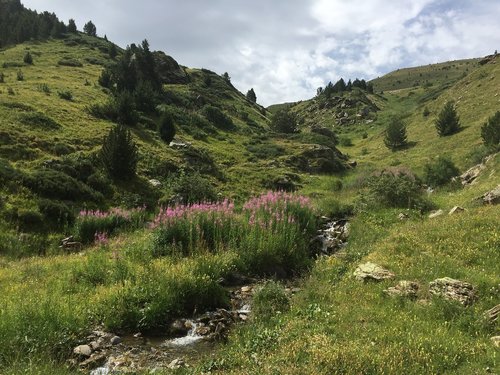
[83, 21, 97, 37]
[481, 111, 500, 150]
[100, 125, 138, 180]
[109, 43, 118, 59]
[246, 88, 257, 103]
[23, 51, 33, 65]
[159, 113, 176, 143]
[384, 117, 408, 151]
[435, 101, 461, 136]
[67, 19, 77, 33]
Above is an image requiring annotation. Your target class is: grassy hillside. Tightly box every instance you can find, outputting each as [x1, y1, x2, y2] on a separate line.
[370, 58, 480, 92]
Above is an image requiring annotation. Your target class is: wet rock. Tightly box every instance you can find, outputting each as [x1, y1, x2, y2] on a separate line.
[448, 206, 465, 215]
[170, 319, 189, 336]
[73, 344, 92, 358]
[79, 353, 107, 369]
[481, 185, 500, 205]
[110, 336, 122, 346]
[354, 262, 395, 282]
[491, 336, 500, 347]
[384, 281, 419, 299]
[428, 209, 444, 219]
[429, 277, 476, 305]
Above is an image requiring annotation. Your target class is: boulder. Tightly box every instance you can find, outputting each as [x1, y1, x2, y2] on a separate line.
[448, 206, 465, 215]
[73, 344, 92, 358]
[460, 163, 485, 185]
[398, 213, 409, 220]
[170, 319, 189, 336]
[153, 51, 189, 84]
[110, 336, 122, 346]
[481, 185, 500, 205]
[428, 209, 444, 219]
[148, 179, 162, 188]
[286, 145, 348, 174]
[168, 358, 186, 370]
[429, 277, 476, 305]
[384, 281, 419, 299]
[354, 262, 395, 282]
[485, 304, 500, 322]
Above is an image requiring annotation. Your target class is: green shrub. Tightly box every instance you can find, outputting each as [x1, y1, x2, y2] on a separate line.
[23, 169, 103, 202]
[0, 72, 5, 83]
[16, 70, 24, 81]
[481, 111, 500, 151]
[364, 169, 430, 210]
[202, 105, 235, 130]
[339, 136, 353, 147]
[57, 90, 73, 101]
[271, 108, 298, 133]
[246, 143, 285, 159]
[435, 101, 461, 136]
[423, 156, 460, 187]
[252, 281, 290, 321]
[0, 158, 22, 187]
[16, 209, 44, 231]
[423, 107, 430, 117]
[38, 199, 75, 227]
[19, 112, 61, 130]
[37, 83, 51, 95]
[23, 52, 33, 65]
[171, 171, 217, 204]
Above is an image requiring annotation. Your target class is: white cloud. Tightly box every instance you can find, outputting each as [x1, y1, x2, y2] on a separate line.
[21, 0, 500, 105]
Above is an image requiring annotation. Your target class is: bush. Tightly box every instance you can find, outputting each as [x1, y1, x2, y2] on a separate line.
[339, 136, 353, 147]
[159, 112, 176, 143]
[23, 169, 103, 202]
[271, 108, 298, 133]
[58, 90, 73, 101]
[16, 209, 44, 231]
[384, 117, 408, 151]
[435, 101, 461, 136]
[38, 199, 75, 227]
[481, 111, 500, 151]
[364, 169, 429, 210]
[37, 83, 51, 95]
[252, 281, 290, 321]
[23, 52, 33, 65]
[423, 107, 430, 117]
[423, 156, 460, 187]
[19, 112, 61, 130]
[202, 105, 235, 130]
[16, 70, 24, 81]
[171, 172, 217, 204]
[100, 124, 139, 180]
[0, 72, 4, 83]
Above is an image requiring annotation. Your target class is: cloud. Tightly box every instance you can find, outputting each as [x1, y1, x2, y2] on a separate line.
[21, 0, 500, 105]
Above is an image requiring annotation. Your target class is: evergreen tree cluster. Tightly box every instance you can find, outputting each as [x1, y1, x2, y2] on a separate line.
[435, 101, 461, 136]
[0, 0, 68, 47]
[317, 77, 374, 99]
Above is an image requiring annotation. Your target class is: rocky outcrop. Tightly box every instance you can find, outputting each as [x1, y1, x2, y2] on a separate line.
[153, 51, 189, 84]
[354, 262, 395, 282]
[485, 304, 500, 322]
[428, 210, 444, 219]
[448, 206, 465, 215]
[384, 281, 419, 299]
[429, 277, 476, 305]
[481, 185, 500, 205]
[287, 145, 348, 174]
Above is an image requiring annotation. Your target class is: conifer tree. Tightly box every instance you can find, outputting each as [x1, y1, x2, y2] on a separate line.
[159, 113, 176, 143]
[83, 21, 97, 37]
[481, 111, 500, 150]
[435, 101, 461, 136]
[384, 117, 408, 151]
[23, 51, 33, 65]
[246, 88, 257, 103]
[100, 125, 138, 180]
[67, 19, 77, 33]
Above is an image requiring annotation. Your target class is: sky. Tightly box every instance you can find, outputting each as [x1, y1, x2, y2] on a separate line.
[22, 0, 500, 106]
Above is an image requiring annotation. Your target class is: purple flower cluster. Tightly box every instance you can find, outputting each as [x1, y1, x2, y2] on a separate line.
[243, 191, 311, 211]
[150, 199, 234, 229]
[94, 232, 109, 246]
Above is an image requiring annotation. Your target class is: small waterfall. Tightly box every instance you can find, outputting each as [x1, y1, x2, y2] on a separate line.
[164, 320, 203, 346]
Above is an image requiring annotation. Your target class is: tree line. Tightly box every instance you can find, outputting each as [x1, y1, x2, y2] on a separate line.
[317, 77, 374, 98]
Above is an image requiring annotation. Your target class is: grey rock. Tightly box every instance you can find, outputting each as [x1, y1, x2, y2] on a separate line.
[485, 304, 500, 322]
[384, 281, 419, 299]
[168, 358, 185, 370]
[448, 206, 466, 215]
[398, 213, 409, 220]
[460, 163, 485, 185]
[354, 262, 395, 282]
[481, 185, 500, 205]
[429, 277, 476, 305]
[428, 209, 444, 219]
[73, 344, 92, 357]
[148, 179, 162, 188]
[170, 319, 189, 336]
[110, 336, 122, 345]
[79, 353, 107, 369]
